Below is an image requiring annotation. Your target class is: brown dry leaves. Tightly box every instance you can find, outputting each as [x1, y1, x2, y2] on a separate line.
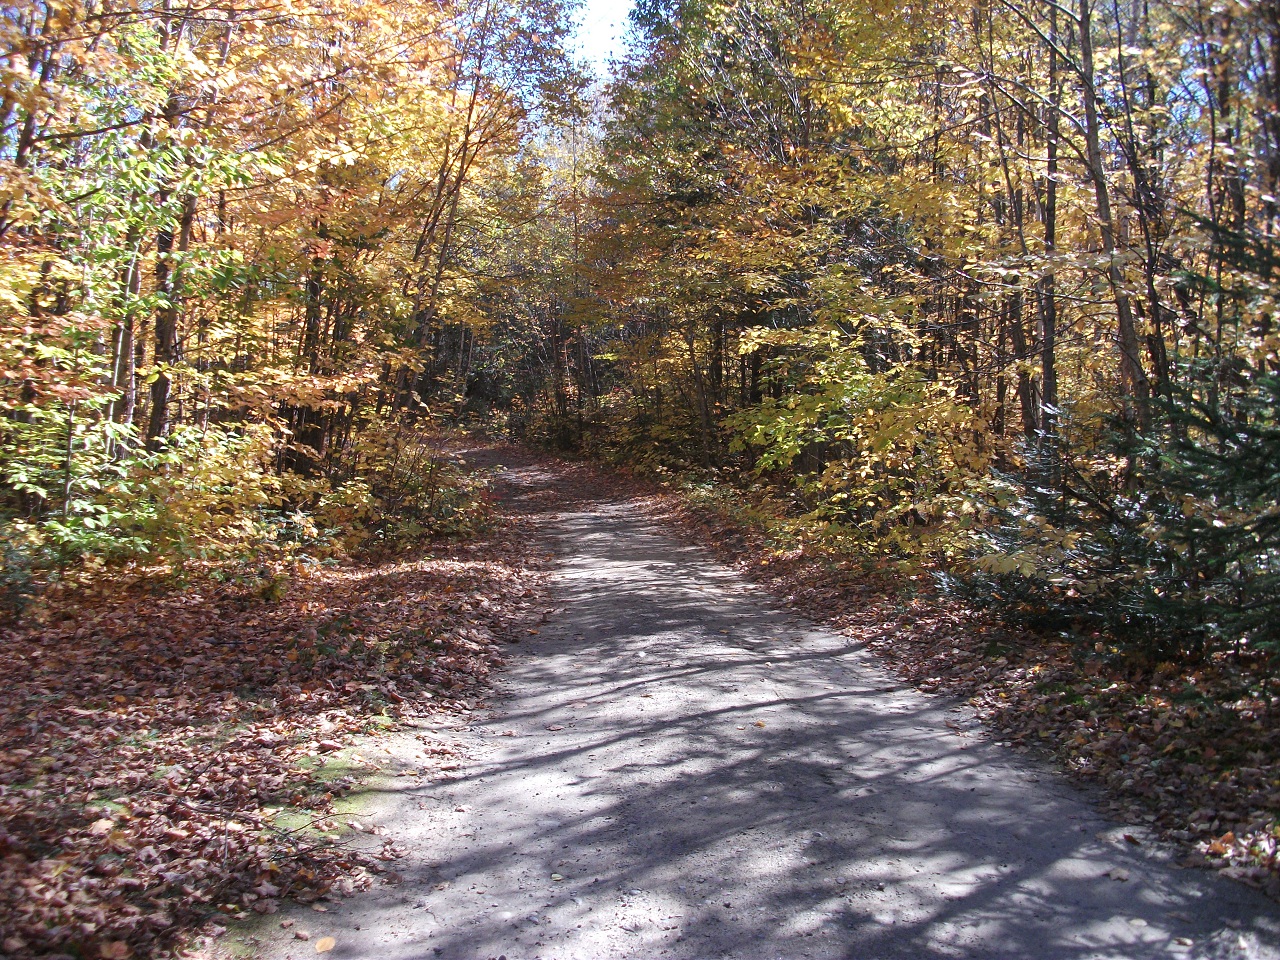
[646, 489, 1280, 898]
[0, 513, 552, 959]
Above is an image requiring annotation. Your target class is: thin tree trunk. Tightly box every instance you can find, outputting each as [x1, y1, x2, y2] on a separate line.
[147, 193, 195, 447]
[1040, 2, 1060, 441]
[1078, 0, 1149, 426]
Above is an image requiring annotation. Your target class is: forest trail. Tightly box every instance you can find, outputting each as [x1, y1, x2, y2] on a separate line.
[240, 450, 1280, 960]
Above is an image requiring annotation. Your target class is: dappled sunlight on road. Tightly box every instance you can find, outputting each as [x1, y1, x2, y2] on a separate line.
[250, 461, 1280, 960]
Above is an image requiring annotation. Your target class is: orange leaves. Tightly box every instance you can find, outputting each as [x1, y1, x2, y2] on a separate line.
[1206, 832, 1236, 857]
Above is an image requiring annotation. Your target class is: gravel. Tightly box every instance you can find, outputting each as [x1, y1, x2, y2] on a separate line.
[240, 457, 1280, 960]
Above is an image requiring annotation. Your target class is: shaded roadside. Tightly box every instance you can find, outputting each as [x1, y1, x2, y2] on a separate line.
[0, 450, 553, 960]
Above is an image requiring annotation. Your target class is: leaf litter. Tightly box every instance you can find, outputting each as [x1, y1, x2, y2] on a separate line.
[0, 486, 553, 959]
[11, 443, 1275, 959]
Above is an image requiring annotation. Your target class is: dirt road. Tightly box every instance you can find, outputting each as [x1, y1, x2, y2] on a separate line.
[243, 454, 1279, 959]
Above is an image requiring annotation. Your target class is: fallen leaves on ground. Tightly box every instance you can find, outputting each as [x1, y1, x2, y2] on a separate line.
[644, 487, 1280, 898]
[0, 496, 552, 959]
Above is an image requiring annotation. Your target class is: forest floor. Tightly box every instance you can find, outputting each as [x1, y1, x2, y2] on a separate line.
[4, 443, 1279, 959]
[0, 452, 558, 960]
[205, 445, 1278, 960]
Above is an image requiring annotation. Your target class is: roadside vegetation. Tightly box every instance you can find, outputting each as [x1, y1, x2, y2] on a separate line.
[0, 444, 553, 958]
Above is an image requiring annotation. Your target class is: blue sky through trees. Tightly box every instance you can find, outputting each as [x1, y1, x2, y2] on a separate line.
[571, 0, 633, 71]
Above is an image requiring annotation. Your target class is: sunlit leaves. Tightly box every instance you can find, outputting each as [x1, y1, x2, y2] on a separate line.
[0, 0, 580, 564]
[573, 0, 1280, 655]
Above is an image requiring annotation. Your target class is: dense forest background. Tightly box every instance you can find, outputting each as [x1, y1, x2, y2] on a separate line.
[3, 0, 1279, 661]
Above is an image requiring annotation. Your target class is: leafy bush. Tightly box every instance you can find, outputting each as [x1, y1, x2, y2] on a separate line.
[0, 529, 38, 617]
[0, 393, 493, 597]
[728, 349, 991, 559]
[326, 415, 494, 548]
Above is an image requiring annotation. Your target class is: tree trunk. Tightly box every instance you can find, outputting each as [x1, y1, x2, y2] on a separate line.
[1078, 0, 1149, 427]
[147, 193, 195, 448]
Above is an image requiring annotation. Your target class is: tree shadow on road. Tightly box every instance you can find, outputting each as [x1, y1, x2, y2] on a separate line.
[331, 474, 1280, 960]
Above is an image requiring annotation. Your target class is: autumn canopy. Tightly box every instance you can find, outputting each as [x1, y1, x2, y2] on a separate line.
[2, 0, 1278, 666]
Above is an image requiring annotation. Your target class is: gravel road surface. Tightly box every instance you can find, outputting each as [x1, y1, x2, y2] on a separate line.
[243, 456, 1280, 960]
